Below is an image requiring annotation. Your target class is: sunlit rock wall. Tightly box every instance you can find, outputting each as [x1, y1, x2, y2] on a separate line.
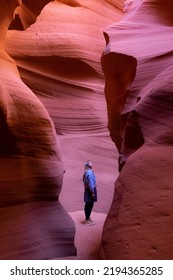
[0, 0, 75, 260]
[2, 0, 123, 259]
[101, 0, 173, 259]
[6, 0, 123, 136]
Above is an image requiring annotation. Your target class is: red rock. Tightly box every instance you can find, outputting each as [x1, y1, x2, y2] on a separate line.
[1, 0, 121, 259]
[101, 0, 173, 259]
[0, 0, 75, 260]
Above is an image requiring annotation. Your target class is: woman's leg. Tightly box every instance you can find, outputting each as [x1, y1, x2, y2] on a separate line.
[85, 202, 94, 220]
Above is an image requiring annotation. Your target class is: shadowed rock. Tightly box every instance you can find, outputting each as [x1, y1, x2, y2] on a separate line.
[100, 0, 173, 259]
[0, 0, 76, 259]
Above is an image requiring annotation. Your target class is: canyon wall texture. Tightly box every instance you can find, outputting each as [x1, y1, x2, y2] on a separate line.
[0, 0, 75, 260]
[100, 0, 173, 259]
[6, 0, 122, 217]
[2, 0, 171, 260]
[1, 1, 122, 259]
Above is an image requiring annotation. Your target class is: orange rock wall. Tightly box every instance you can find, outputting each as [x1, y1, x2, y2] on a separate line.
[1, 0, 122, 259]
[3, 0, 171, 260]
[101, 0, 173, 259]
[6, 0, 122, 237]
[0, 0, 75, 260]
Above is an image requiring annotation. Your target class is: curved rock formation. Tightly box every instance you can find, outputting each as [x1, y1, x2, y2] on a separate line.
[6, 0, 123, 137]
[4, 0, 173, 260]
[6, 0, 122, 241]
[2, 0, 123, 259]
[101, 0, 173, 259]
[0, 0, 76, 259]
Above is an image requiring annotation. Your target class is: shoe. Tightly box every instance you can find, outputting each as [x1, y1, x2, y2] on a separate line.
[84, 220, 95, 226]
[89, 218, 95, 225]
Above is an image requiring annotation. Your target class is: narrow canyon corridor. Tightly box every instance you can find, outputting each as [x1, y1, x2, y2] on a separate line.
[1, 0, 173, 260]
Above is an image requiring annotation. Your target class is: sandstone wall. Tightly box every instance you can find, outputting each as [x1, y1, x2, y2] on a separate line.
[6, 0, 122, 226]
[1, 0, 122, 259]
[101, 0, 173, 259]
[0, 0, 75, 260]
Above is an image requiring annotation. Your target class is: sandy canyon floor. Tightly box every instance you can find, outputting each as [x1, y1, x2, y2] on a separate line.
[57, 132, 119, 259]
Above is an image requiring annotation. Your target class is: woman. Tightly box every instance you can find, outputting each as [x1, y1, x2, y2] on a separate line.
[83, 160, 97, 225]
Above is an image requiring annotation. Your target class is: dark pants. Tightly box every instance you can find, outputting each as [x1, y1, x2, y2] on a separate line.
[84, 201, 94, 220]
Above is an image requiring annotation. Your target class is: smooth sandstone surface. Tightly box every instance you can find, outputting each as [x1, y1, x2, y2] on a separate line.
[1, 0, 121, 259]
[1, 0, 172, 260]
[1, 0, 72, 259]
[101, 0, 173, 259]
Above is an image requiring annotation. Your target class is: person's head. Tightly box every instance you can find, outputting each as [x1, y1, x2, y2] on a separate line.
[84, 160, 93, 170]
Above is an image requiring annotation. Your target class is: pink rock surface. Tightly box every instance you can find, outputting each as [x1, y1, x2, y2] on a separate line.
[6, 1, 121, 216]
[4, 0, 172, 261]
[0, 0, 75, 260]
[1, 1, 121, 259]
[101, 0, 173, 259]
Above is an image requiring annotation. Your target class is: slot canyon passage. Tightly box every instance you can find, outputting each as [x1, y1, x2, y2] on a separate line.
[0, 0, 173, 260]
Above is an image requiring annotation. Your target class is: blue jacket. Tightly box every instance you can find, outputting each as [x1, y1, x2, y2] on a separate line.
[83, 169, 97, 202]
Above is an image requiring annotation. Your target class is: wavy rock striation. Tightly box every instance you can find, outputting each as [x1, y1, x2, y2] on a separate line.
[2, 0, 123, 259]
[6, 0, 122, 245]
[6, 0, 123, 136]
[101, 0, 173, 259]
[0, 0, 76, 259]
